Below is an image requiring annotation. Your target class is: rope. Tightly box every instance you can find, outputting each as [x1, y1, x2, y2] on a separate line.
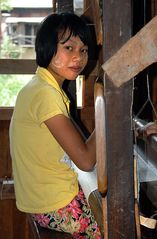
[135, 73, 157, 120]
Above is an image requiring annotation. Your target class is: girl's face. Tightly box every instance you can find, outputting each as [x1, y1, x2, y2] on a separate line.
[48, 32, 88, 85]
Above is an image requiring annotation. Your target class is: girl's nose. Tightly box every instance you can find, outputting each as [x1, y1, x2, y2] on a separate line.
[73, 51, 82, 61]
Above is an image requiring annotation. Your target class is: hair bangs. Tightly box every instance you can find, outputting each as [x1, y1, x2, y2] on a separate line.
[57, 14, 91, 47]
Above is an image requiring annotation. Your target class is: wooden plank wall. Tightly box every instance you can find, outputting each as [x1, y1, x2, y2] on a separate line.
[0, 108, 13, 178]
[0, 108, 34, 239]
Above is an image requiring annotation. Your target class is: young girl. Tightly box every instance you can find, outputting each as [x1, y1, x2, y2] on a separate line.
[9, 13, 102, 238]
[9, 12, 157, 239]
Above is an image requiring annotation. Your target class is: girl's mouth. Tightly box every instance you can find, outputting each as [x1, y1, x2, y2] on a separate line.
[69, 66, 82, 73]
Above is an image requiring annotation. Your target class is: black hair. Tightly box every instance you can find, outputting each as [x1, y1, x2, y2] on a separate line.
[35, 12, 91, 68]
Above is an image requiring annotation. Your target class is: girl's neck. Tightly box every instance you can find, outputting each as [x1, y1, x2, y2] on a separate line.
[47, 67, 64, 87]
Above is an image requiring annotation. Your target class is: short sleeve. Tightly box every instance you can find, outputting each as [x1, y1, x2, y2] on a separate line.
[31, 85, 69, 124]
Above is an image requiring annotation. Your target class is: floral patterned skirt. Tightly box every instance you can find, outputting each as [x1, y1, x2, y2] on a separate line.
[32, 187, 102, 239]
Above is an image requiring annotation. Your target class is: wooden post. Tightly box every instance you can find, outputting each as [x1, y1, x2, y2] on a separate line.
[102, 1, 135, 238]
[57, 0, 73, 13]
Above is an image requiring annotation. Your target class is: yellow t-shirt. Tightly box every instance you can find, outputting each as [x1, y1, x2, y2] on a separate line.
[9, 67, 79, 213]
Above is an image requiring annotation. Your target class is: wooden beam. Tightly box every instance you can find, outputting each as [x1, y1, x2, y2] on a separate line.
[90, 0, 103, 45]
[0, 59, 36, 74]
[102, 15, 157, 87]
[57, 0, 73, 13]
[0, 59, 98, 76]
[104, 77, 135, 239]
[94, 80, 108, 239]
[83, 0, 102, 45]
[94, 81, 107, 195]
[102, 1, 135, 239]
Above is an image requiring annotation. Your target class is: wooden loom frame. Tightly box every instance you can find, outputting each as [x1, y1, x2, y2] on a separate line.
[95, 12, 157, 238]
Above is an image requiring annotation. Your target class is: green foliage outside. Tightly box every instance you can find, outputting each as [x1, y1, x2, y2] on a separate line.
[0, 0, 30, 106]
[0, 36, 22, 58]
[0, 74, 32, 106]
[0, 36, 28, 106]
[0, 0, 12, 11]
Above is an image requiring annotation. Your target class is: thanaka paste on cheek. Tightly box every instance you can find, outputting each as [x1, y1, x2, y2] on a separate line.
[51, 59, 65, 68]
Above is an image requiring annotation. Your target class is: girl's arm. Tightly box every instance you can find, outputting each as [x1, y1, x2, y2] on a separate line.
[44, 114, 96, 172]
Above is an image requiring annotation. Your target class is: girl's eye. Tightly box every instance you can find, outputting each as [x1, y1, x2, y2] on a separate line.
[65, 46, 73, 51]
[81, 48, 88, 54]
